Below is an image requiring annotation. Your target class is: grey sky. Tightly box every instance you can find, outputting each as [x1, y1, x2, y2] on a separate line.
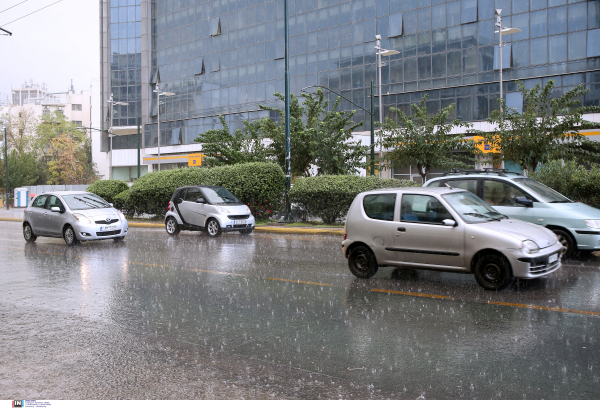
[1, 0, 100, 127]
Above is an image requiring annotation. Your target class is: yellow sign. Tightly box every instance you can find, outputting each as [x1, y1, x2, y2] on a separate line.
[188, 153, 203, 167]
[472, 135, 501, 154]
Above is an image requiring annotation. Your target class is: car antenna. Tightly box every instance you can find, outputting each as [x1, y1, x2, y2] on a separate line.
[445, 183, 453, 189]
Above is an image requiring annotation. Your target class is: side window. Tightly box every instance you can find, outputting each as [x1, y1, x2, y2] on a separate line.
[363, 194, 396, 221]
[46, 195, 65, 211]
[32, 195, 48, 208]
[446, 179, 477, 195]
[401, 194, 453, 224]
[426, 180, 444, 187]
[483, 180, 526, 207]
[184, 188, 203, 202]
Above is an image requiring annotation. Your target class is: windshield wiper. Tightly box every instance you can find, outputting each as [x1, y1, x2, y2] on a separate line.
[462, 212, 493, 219]
[73, 196, 101, 208]
[81, 196, 111, 207]
[486, 212, 508, 221]
[548, 200, 571, 203]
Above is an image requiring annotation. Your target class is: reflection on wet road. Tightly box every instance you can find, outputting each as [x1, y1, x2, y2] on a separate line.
[1, 222, 600, 399]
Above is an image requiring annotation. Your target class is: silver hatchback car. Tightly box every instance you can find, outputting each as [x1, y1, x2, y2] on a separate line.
[23, 191, 129, 246]
[342, 187, 564, 290]
[164, 185, 255, 237]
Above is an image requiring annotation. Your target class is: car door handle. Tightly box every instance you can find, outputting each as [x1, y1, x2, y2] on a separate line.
[397, 227, 406, 232]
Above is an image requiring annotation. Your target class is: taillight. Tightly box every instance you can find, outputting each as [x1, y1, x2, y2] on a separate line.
[343, 234, 347, 240]
[168, 202, 171, 211]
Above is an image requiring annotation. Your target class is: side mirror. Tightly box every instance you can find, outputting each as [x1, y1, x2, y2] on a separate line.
[109, 203, 114, 207]
[516, 196, 533, 207]
[442, 219, 457, 227]
[196, 198, 206, 204]
[176, 198, 183, 204]
[50, 206, 62, 213]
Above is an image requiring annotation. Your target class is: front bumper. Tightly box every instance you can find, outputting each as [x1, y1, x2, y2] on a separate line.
[510, 241, 564, 279]
[75, 220, 129, 240]
[573, 228, 600, 251]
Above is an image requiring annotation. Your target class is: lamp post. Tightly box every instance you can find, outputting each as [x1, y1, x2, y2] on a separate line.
[107, 93, 128, 179]
[374, 35, 400, 178]
[4, 127, 8, 210]
[302, 83, 377, 176]
[495, 9, 521, 114]
[153, 81, 175, 172]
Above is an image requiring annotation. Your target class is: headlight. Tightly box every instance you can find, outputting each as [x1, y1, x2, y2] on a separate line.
[72, 213, 92, 224]
[521, 239, 540, 254]
[245, 205, 252, 214]
[584, 219, 600, 229]
[117, 211, 126, 221]
[215, 206, 230, 214]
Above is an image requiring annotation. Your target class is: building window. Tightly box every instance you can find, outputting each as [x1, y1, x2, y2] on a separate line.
[461, 0, 478, 24]
[72, 104, 82, 111]
[72, 121, 83, 127]
[389, 13, 403, 37]
[210, 18, 221, 36]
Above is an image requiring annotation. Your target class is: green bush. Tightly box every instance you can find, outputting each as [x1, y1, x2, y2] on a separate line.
[113, 189, 134, 214]
[87, 179, 130, 204]
[127, 162, 285, 218]
[529, 160, 600, 208]
[288, 175, 421, 224]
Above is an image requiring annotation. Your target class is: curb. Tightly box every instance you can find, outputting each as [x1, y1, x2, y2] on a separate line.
[1, 218, 344, 236]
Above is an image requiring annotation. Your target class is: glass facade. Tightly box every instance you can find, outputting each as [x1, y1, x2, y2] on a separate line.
[109, 0, 143, 127]
[136, 0, 600, 149]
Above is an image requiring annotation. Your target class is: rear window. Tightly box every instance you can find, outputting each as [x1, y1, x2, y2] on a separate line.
[363, 194, 396, 221]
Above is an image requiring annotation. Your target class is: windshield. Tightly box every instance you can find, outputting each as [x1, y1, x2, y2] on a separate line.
[62, 193, 111, 210]
[443, 191, 507, 223]
[512, 178, 571, 203]
[201, 186, 242, 204]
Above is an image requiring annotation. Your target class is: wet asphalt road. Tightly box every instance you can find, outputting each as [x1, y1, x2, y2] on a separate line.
[1, 220, 600, 399]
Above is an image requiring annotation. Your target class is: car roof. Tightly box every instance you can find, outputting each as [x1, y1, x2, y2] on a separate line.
[177, 185, 222, 190]
[42, 191, 91, 196]
[361, 186, 467, 195]
[427, 172, 528, 183]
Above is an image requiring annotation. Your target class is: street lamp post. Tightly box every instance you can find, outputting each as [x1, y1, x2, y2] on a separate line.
[153, 81, 175, 172]
[4, 127, 8, 210]
[107, 93, 128, 179]
[374, 35, 400, 178]
[495, 9, 521, 114]
[301, 84, 377, 176]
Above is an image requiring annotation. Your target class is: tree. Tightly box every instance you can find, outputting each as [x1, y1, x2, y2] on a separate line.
[484, 80, 600, 172]
[260, 89, 367, 177]
[379, 95, 477, 181]
[36, 111, 99, 184]
[0, 150, 40, 189]
[194, 116, 273, 166]
[0, 107, 39, 155]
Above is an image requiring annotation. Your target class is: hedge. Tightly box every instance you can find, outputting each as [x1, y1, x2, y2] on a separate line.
[86, 179, 130, 204]
[127, 162, 285, 218]
[113, 189, 134, 214]
[529, 160, 600, 209]
[288, 175, 421, 224]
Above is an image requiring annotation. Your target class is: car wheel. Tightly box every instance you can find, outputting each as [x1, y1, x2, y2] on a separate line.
[551, 229, 575, 259]
[165, 217, 180, 236]
[63, 226, 80, 247]
[348, 245, 378, 279]
[474, 254, 513, 290]
[205, 218, 222, 237]
[23, 223, 37, 242]
[240, 229, 252, 235]
[113, 236, 125, 242]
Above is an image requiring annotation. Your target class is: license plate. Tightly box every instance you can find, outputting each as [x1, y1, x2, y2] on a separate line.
[100, 225, 117, 231]
[548, 253, 558, 263]
[233, 220, 246, 225]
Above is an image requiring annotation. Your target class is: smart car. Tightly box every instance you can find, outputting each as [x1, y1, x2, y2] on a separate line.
[164, 185, 255, 237]
[22, 191, 129, 246]
[342, 187, 564, 290]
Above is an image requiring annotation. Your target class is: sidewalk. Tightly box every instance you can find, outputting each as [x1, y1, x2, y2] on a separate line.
[0, 209, 344, 236]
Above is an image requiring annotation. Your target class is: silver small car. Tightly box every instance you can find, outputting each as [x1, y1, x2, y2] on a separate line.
[342, 187, 564, 290]
[164, 185, 255, 237]
[23, 191, 129, 246]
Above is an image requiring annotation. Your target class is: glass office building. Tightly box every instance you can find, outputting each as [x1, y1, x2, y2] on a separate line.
[100, 0, 600, 179]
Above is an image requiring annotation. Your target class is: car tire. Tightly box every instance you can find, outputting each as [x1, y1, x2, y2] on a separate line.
[240, 229, 252, 235]
[165, 217, 180, 236]
[63, 225, 80, 247]
[23, 223, 37, 243]
[113, 236, 125, 242]
[205, 218, 222, 237]
[474, 253, 513, 290]
[348, 245, 378, 279]
[551, 229, 575, 259]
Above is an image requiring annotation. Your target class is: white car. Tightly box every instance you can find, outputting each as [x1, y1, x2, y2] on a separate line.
[164, 185, 255, 237]
[23, 191, 128, 246]
[342, 187, 564, 290]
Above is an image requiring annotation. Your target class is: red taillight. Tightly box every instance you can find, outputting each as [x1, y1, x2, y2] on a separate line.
[343, 234, 347, 240]
[168, 202, 171, 211]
